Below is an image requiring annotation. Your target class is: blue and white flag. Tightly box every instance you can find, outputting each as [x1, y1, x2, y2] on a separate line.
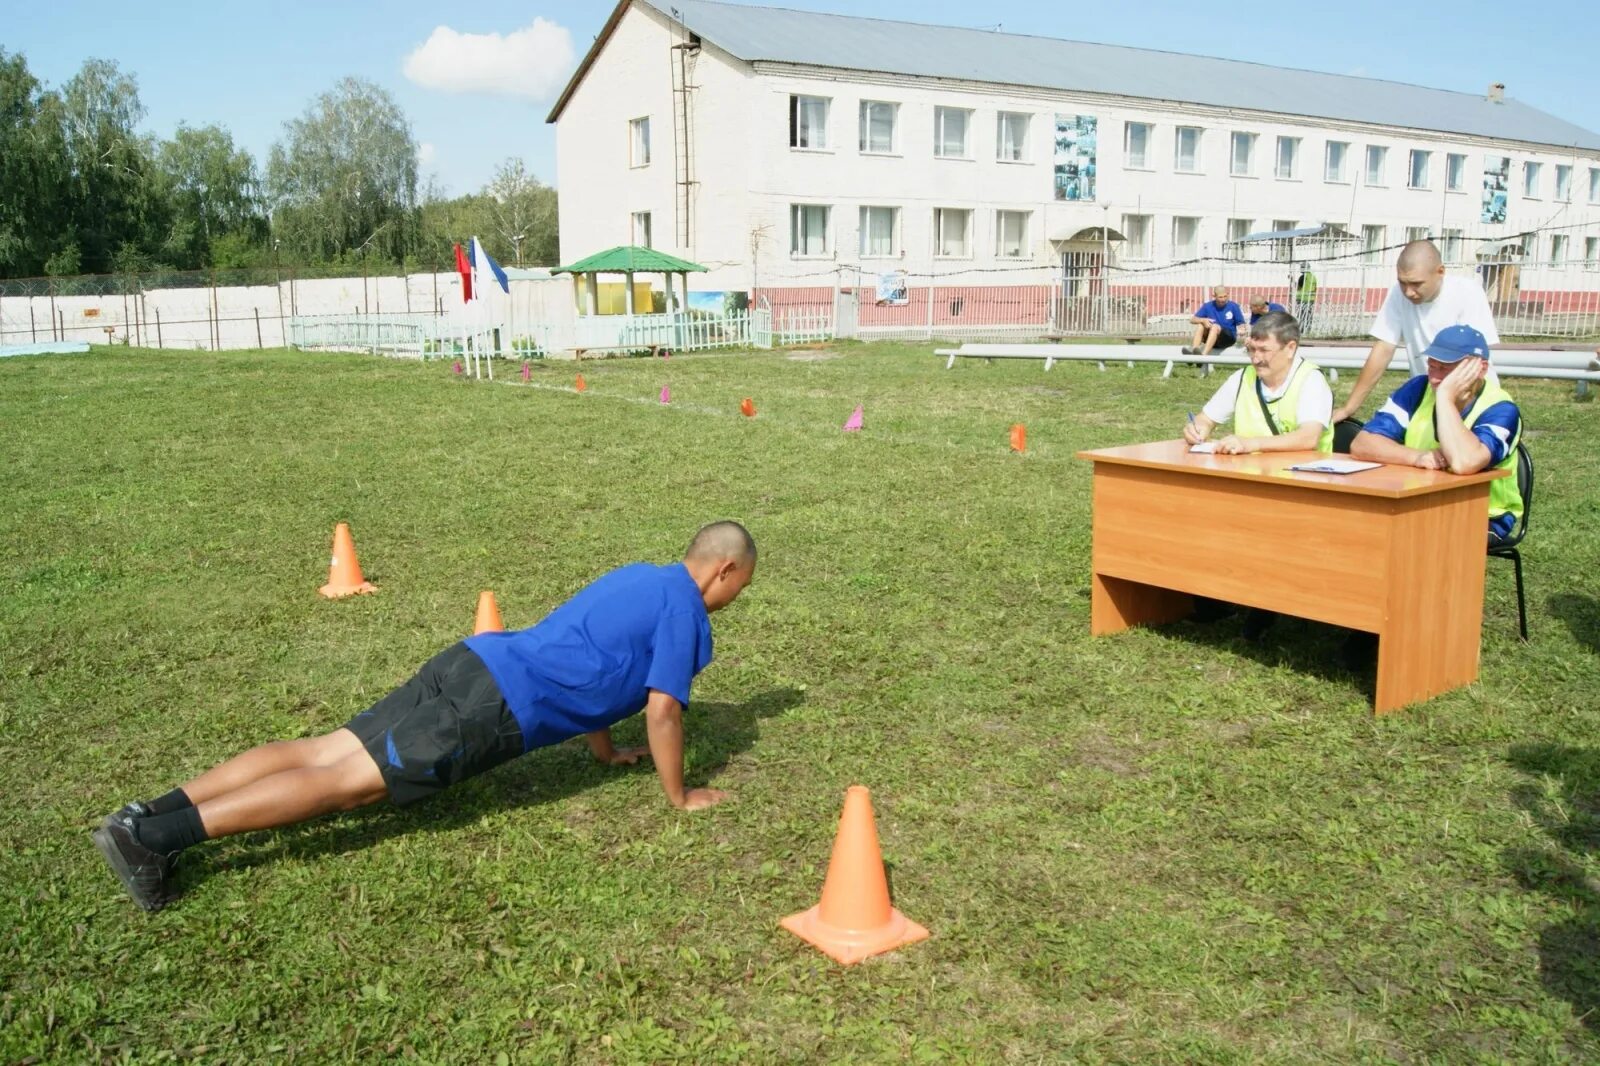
[469, 236, 509, 299]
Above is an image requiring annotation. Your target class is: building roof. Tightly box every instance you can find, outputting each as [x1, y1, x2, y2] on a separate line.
[551, 0, 1600, 152]
[552, 246, 709, 274]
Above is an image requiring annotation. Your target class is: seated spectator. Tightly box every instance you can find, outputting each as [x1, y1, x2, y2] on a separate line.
[1183, 286, 1246, 357]
[1182, 312, 1334, 455]
[1249, 295, 1287, 324]
[1350, 324, 1522, 539]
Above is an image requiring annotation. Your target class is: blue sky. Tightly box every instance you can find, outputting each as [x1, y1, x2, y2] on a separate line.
[11, 0, 1600, 197]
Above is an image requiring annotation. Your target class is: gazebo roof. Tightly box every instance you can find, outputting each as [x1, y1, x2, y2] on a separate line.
[552, 246, 708, 275]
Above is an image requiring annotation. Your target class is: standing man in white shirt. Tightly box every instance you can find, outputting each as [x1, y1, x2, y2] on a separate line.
[1331, 240, 1500, 422]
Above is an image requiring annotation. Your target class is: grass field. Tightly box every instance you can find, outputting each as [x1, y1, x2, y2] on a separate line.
[3, 342, 1600, 1063]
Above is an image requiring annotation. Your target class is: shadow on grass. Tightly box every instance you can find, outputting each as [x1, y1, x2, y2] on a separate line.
[1549, 594, 1600, 656]
[1165, 611, 1376, 702]
[192, 687, 804, 885]
[1505, 742, 1600, 1029]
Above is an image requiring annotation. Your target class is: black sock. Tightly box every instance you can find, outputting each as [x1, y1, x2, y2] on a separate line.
[134, 806, 209, 855]
[143, 788, 192, 816]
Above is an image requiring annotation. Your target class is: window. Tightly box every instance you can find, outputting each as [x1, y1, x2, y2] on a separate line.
[1325, 141, 1349, 182]
[1524, 161, 1542, 197]
[1556, 164, 1572, 201]
[1272, 218, 1296, 233]
[1441, 228, 1463, 263]
[859, 206, 899, 256]
[1520, 231, 1538, 258]
[1230, 132, 1256, 176]
[1550, 234, 1568, 265]
[1122, 213, 1152, 258]
[859, 100, 897, 154]
[934, 207, 971, 256]
[1365, 145, 1387, 185]
[629, 117, 651, 167]
[1172, 216, 1200, 259]
[1275, 136, 1300, 179]
[1362, 224, 1385, 265]
[995, 210, 1030, 257]
[1591, 167, 1600, 204]
[790, 203, 830, 256]
[1226, 217, 1253, 246]
[1174, 127, 1201, 173]
[934, 107, 971, 158]
[1586, 236, 1598, 268]
[1405, 226, 1429, 245]
[996, 112, 1030, 162]
[789, 95, 829, 149]
[631, 211, 652, 248]
[1408, 149, 1430, 189]
[1124, 122, 1152, 168]
[1446, 153, 1467, 192]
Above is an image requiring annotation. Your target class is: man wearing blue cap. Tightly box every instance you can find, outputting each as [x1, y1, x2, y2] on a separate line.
[1350, 324, 1523, 540]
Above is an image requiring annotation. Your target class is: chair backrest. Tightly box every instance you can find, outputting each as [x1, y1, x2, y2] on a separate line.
[1510, 440, 1534, 543]
[1332, 417, 1365, 455]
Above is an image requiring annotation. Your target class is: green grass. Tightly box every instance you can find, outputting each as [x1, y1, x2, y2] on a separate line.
[3, 342, 1599, 1063]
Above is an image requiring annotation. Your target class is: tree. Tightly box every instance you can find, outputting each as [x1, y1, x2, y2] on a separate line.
[266, 77, 418, 265]
[155, 123, 266, 268]
[59, 58, 157, 274]
[0, 49, 70, 277]
[485, 157, 558, 266]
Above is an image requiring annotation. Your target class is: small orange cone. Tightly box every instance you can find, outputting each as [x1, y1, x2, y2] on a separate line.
[1010, 423, 1027, 453]
[318, 522, 377, 598]
[740, 397, 756, 418]
[575, 374, 588, 393]
[473, 590, 504, 634]
[780, 786, 929, 965]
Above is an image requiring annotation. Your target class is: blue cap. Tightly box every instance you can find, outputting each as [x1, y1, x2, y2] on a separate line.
[1424, 324, 1491, 364]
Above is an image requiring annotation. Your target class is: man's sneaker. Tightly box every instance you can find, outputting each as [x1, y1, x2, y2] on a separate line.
[107, 800, 151, 826]
[91, 811, 175, 912]
[1180, 346, 1199, 355]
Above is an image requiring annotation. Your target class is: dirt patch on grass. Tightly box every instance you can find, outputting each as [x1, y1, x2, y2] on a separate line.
[786, 350, 843, 362]
[1067, 730, 1148, 776]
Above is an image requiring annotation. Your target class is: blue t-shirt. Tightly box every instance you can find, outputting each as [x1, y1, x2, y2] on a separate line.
[1363, 375, 1521, 538]
[1194, 300, 1245, 336]
[1250, 302, 1287, 323]
[465, 562, 713, 751]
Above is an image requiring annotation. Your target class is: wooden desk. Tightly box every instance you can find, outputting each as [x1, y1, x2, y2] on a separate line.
[1076, 441, 1508, 714]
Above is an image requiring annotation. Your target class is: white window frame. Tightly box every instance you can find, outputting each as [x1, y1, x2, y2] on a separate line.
[1362, 224, 1386, 265]
[1172, 216, 1200, 259]
[934, 107, 973, 159]
[1446, 153, 1467, 192]
[1365, 145, 1387, 186]
[1230, 132, 1256, 177]
[1585, 236, 1599, 269]
[996, 112, 1030, 163]
[1590, 167, 1600, 204]
[1550, 234, 1568, 266]
[1122, 213, 1152, 259]
[995, 209, 1031, 258]
[1325, 141, 1349, 183]
[1440, 229, 1463, 264]
[1226, 217, 1253, 245]
[1408, 149, 1431, 190]
[789, 203, 831, 257]
[628, 117, 651, 168]
[631, 211, 652, 248]
[1405, 226, 1430, 246]
[1524, 161, 1543, 198]
[1124, 122, 1152, 170]
[1555, 163, 1572, 202]
[789, 94, 830, 151]
[933, 207, 973, 258]
[1275, 136, 1300, 180]
[859, 100, 898, 155]
[1174, 126, 1202, 174]
[858, 205, 900, 258]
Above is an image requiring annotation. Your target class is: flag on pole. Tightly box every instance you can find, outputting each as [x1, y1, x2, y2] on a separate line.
[453, 242, 473, 303]
[469, 237, 509, 299]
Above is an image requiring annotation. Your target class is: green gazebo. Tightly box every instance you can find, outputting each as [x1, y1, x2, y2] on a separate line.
[552, 246, 709, 317]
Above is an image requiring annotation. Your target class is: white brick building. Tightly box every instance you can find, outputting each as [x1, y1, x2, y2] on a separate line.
[548, 0, 1600, 332]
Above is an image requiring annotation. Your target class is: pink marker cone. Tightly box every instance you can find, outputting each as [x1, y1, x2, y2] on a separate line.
[452, 360, 463, 375]
[660, 384, 671, 405]
[843, 404, 863, 432]
[520, 361, 531, 382]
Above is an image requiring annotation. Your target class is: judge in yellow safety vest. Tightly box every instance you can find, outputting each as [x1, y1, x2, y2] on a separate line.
[1182, 311, 1335, 455]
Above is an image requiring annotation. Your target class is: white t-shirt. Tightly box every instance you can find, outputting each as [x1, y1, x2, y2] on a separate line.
[1371, 275, 1501, 376]
[1201, 358, 1333, 430]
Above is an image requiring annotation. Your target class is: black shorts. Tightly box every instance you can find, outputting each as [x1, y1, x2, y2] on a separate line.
[343, 642, 525, 806]
[1211, 330, 1237, 352]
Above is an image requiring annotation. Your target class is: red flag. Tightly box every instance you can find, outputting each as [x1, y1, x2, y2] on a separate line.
[453, 242, 473, 303]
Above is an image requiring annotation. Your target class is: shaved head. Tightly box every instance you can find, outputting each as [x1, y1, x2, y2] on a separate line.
[1397, 239, 1442, 273]
[685, 521, 756, 567]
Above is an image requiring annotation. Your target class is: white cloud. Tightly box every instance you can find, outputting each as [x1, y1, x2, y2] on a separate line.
[417, 141, 436, 166]
[403, 18, 576, 101]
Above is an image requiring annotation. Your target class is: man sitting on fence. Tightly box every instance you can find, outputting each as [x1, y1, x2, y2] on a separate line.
[1183, 286, 1246, 358]
[1249, 295, 1287, 324]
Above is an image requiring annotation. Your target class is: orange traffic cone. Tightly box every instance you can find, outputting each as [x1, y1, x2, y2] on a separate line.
[473, 590, 504, 634]
[1010, 423, 1027, 453]
[740, 397, 756, 418]
[780, 786, 929, 965]
[318, 523, 377, 598]
[575, 373, 588, 393]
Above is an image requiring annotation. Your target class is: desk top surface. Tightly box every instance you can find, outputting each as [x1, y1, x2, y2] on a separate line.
[1076, 439, 1508, 499]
